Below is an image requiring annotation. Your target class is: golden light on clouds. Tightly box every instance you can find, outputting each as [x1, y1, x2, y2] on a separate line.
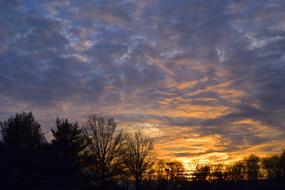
[1, 0, 285, 173]
[116, 115, 285, 170]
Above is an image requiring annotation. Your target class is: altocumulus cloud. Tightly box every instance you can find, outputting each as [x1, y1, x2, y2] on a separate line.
[0, 0, 285, 163]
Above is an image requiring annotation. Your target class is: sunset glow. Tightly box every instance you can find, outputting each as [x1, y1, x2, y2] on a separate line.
[1, 0, 285, 169]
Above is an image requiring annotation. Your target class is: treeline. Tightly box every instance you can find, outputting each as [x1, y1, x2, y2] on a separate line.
[0, 112, 154, 190]
[0, 112, 284, 190]
[154, 152, 285, 190]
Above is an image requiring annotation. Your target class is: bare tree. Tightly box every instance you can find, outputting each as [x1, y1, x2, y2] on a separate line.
[123, 131, 156, 190]
[192, 164, 211, 182]
[263, 154, 282, 179]
[84, 115, 123, 183]
[211, 164, 225, 182]
[165, 160, 186, 182]
[155, 159, 168, 180]
[245, 154, 260, 181]
[229, 161, 247, 181]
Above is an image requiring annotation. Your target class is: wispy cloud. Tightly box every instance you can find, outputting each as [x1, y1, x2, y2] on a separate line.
[0, 0, 285, 164]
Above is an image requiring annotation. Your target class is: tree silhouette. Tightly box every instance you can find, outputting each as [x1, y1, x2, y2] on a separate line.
[122, 131, 155, 190]
[280, 150, 285, 178]
[155, 159, 168, 180]
[0, 112, 45, 152]
[245, 154, 260, 181]
[52, 118, 86, 160]
[1, 111, 285, 190]
[229, 161, 246, 181]
[211, 164, 225, 182]
[165, 160, 185, 182]
[0, 112, 46, 189]
[84, 115, 124, 184]
[50, 118, 87, 189]
[192, 164, 211, 182]
[263, 154, 281, 179]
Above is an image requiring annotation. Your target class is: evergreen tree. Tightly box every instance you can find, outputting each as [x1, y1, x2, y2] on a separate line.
[51, 118, 86, 159]
[0, 112, 45, 152]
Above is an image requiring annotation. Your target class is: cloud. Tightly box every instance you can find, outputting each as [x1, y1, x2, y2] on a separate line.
[0, 0, 285, 164]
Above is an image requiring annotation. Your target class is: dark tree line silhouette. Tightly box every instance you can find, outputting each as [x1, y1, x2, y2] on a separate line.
[0, 112, 285, 190]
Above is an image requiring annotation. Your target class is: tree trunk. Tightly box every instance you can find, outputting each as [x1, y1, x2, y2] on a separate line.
[135, 175, 141, 190]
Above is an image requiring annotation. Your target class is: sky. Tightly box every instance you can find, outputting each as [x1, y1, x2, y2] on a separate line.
[0, 0, 285, 168]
